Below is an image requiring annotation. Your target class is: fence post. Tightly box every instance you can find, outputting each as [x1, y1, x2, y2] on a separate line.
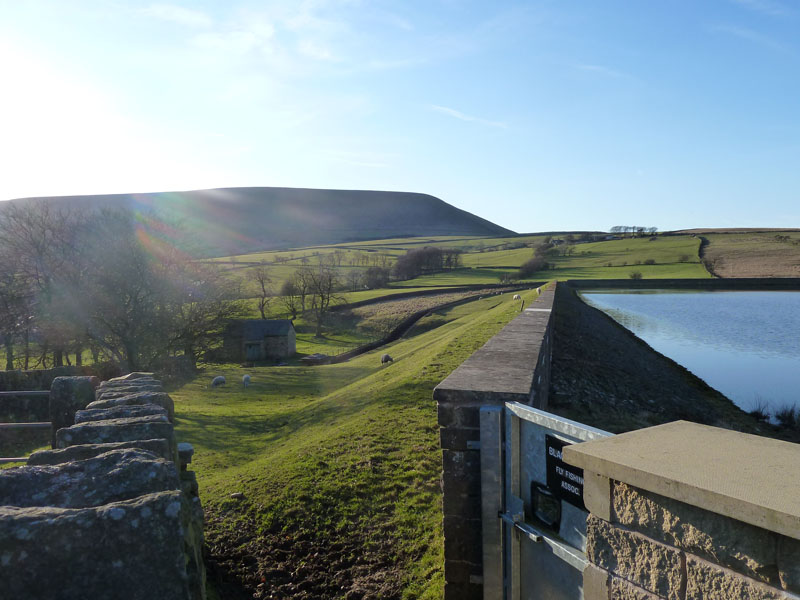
[49, 376, 100, 448]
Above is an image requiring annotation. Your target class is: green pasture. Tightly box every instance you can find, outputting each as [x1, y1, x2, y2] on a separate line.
[172, 288, 543, 598]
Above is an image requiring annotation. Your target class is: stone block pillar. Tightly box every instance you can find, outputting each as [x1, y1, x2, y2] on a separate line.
[564, 420, 800, 600]
[49, 375, 100, 448]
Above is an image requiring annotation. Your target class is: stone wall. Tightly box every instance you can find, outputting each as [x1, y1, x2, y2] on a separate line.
[0, 373, 205, 600]
[564, 421, 800, 600]
[433, 286, 554, 600]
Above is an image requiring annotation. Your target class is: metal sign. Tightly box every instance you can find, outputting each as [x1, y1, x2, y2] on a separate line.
[480, 402, 612, 600]
[544, 435, 586, 511]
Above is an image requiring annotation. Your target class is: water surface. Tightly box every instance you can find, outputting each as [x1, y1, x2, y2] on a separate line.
[580, 290, 800, 414]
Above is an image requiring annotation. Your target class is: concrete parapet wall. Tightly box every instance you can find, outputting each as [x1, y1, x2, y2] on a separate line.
[0, 373, 205, 599]
[565, 421, 800, 600]
[433, 285, 554, 600]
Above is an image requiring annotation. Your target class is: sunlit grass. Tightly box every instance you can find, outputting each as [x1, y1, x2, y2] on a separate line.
[172, 287, 544, 598]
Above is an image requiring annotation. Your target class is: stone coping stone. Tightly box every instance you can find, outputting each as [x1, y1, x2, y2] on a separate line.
[178, 442, 194, 465]
[563, 420, 800, 540]
[56, 415, 175, 452]
[27, 439, 173, 464]
[75, 404, 168, 423]
[434, 289, 554, 399]
[0, 490, 192, 600]
[86, 390, 174, 421]
[0, 448, 179, 508]
[104, 372, 156, 383]
[95, 385, 164, 400]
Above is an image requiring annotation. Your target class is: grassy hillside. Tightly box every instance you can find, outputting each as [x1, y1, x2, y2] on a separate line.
[11, 187, 513, 257]
[217, 233, 710, 297]
[702, 232, 800, 278]
[171, 288, 543, 599]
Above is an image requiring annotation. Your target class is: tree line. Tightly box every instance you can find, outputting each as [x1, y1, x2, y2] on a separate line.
[610, 226, 658, 237]
[0, 201, 244, 372]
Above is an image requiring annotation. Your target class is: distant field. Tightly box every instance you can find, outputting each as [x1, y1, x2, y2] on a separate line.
[213, 233, 711, 296]
[703, 232, 800, 278]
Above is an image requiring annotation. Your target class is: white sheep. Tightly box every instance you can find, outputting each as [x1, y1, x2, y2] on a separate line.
[211, 375, 226, 388]
[242, 374, 251, 388]
[513, 294, 521, 300]
[381, 353, 393, 365]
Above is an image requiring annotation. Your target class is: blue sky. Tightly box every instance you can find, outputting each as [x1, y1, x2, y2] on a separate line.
[1, 0, 798, 232]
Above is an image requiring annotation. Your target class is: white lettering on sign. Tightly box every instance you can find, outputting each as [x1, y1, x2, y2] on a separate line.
[548, 446, 562, 460]
[561, 481, 581, 496]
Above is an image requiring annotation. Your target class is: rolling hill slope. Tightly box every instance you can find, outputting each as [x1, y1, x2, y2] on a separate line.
[7, 187, 513, 257]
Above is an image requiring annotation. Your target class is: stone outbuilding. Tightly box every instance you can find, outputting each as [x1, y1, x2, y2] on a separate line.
[223, 319, 296, 361]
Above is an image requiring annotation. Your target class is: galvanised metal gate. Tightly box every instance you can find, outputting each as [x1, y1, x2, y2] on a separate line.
[480, 402, 612, 600]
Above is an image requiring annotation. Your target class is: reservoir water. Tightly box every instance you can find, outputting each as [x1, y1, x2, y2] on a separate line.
[579, 290, 800, 415]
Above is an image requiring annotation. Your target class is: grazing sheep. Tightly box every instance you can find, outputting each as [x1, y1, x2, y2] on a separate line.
[211, 375, 226, 388]
[242, 374, 251, 388]
[381, 353, 393, 365]
[513, 294, 521, 300]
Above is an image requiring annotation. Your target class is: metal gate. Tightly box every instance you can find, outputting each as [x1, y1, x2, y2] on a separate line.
[480, 402, 612, 600]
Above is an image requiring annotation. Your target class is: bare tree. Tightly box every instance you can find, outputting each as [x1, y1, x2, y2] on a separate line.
[253, 266, 273, 319]
[307, 266, 342, 337]
[346, 269, 363, 292]
[279, 280, 301, 319]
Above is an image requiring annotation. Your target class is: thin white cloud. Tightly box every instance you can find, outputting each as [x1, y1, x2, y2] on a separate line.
[297, 39, 339, 61]
[574, 63, 626, 78]
[730, 0, 791, 17]
[430, 105, 507, 129]
[711, 24, 785, 51]
[141, 4, 213, 28]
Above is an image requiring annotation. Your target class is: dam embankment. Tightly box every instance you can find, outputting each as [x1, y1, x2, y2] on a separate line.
[549, 282, 771, 436]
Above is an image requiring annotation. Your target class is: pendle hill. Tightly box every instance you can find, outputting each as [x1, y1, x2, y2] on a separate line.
[7, 187, 513, 257]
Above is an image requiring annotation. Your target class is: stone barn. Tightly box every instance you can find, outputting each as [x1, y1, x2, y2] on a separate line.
[223, 319, 296, 361]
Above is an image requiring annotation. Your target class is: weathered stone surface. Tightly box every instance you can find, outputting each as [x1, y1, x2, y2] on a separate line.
[583, 564, 610, 600]
[587, 515, 684, 600]
[686, 556, 795, 600]
[27, 438, 173, 464]
[609, 575, 666, 599]
[178, 442, 194, 470]
[613, 481, 780, 585]
[49, 375, 100, 447]
[55, 415, 175, 454]
[75, 404, 168, 423]
[96, 384, 164, 399]
[443, 515, 482, 564]
[86, 390, 174, 420]
[184, 494, 206, 600]
[181, 470, 199, 497]
[102, 372, 156, 384]
[0, 491, 193, 600]
[0, 448, 179, 508]
[778, 535, 800, 594]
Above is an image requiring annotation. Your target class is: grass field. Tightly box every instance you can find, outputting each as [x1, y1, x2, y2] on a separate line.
[171, 287, 543, 599]
[214, 233, 710, 297]
[703, 232, 800, 278]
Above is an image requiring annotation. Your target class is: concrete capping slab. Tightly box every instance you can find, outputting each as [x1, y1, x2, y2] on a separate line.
[583, 563, 610, 599]
[563, 421, 800, 541]
[584, 472, 612, 522]
[433, 288, 554, 399]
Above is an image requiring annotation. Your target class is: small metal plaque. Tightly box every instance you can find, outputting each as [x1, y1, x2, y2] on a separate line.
[545, 435, 586, 511]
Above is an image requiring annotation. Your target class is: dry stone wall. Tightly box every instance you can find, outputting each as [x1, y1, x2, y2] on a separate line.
[0, 373, 205, 600]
